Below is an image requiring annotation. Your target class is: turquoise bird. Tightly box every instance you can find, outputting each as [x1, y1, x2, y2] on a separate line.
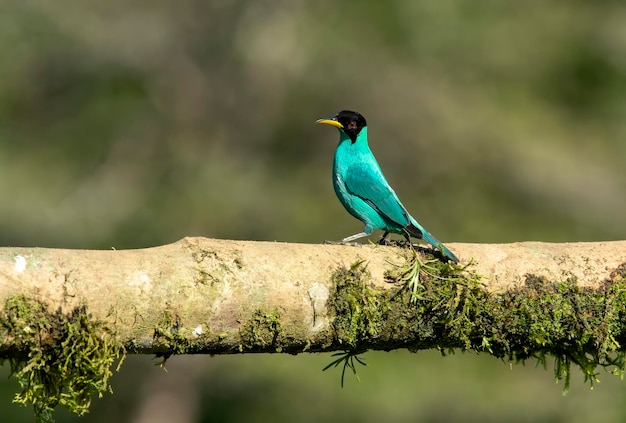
[316, 110, 458, 263]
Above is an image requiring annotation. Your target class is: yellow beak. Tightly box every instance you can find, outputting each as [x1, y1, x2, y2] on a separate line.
[315, 118, 343, 129]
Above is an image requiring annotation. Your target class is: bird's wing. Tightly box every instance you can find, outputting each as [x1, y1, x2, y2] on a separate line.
[344, 165, 412, 228]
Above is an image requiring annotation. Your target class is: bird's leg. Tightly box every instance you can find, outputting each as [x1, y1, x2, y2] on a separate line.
[401, 230, 415, 250]
[323, 232, 369, 245]
[324, 227, 374, 245]
[377, 232, 390, 245]
[341, 232, 369, 243]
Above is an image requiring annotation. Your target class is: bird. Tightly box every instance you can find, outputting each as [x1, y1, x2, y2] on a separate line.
[316, 110, 459, 263]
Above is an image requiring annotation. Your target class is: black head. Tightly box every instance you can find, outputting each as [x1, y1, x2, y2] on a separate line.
[316, 110, 367, 143]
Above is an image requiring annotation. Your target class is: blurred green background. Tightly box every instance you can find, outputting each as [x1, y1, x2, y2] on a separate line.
[1, 0, 626, 421]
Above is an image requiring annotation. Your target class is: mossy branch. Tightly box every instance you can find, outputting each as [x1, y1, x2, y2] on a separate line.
[0, 237, 624, 419]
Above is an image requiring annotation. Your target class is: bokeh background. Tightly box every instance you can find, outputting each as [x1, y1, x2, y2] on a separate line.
[1, 1, 626, 422]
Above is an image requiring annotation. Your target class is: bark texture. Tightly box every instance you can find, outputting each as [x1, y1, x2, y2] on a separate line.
[0, 237, 624, 354]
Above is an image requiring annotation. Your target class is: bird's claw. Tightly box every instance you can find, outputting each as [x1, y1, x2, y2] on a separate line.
[378, 238, 411, 248]
[323, 240, 362, 247]
[377, 237, 392, 246]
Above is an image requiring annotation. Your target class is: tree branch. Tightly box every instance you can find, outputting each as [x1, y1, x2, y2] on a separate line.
[1, 237, 626, 418]
[0, 237, 624, 354]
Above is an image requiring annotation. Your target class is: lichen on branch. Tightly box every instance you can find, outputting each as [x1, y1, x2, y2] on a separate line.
[0, 296, 124, 422]
[0, 238, 623, 418]
[329, 254, 626, 393]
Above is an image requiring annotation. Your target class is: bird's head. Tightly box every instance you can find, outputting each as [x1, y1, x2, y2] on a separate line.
[316, 110, 367, 143]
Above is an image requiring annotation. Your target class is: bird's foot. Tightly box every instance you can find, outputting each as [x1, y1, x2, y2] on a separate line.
[386, 238, 451, 262]
[323, 240, 362, 247]
[409, 244, 454, 264]
[381, 238, 411, 248]
[377, 237, 393, 246]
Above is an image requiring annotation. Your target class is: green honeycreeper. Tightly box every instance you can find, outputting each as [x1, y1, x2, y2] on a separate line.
[316, 110, 458, 263]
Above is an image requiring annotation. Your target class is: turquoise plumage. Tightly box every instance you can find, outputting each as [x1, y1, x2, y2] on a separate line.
[316, 110, 458, 263]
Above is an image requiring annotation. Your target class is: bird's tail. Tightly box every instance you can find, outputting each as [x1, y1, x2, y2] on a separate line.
[409, 218, 459, 263]
[422, 231, 459, 263]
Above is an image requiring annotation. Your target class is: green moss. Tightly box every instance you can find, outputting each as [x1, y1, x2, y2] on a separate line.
[239, 308, 282, 351]
[329, 252, 626, 393]
[0, 296, 124, 422]
[330, 260, 389, 348]
[153, 310, 189, 359]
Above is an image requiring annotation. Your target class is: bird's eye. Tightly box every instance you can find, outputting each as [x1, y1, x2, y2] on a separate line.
[348, 121, 357, 129]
